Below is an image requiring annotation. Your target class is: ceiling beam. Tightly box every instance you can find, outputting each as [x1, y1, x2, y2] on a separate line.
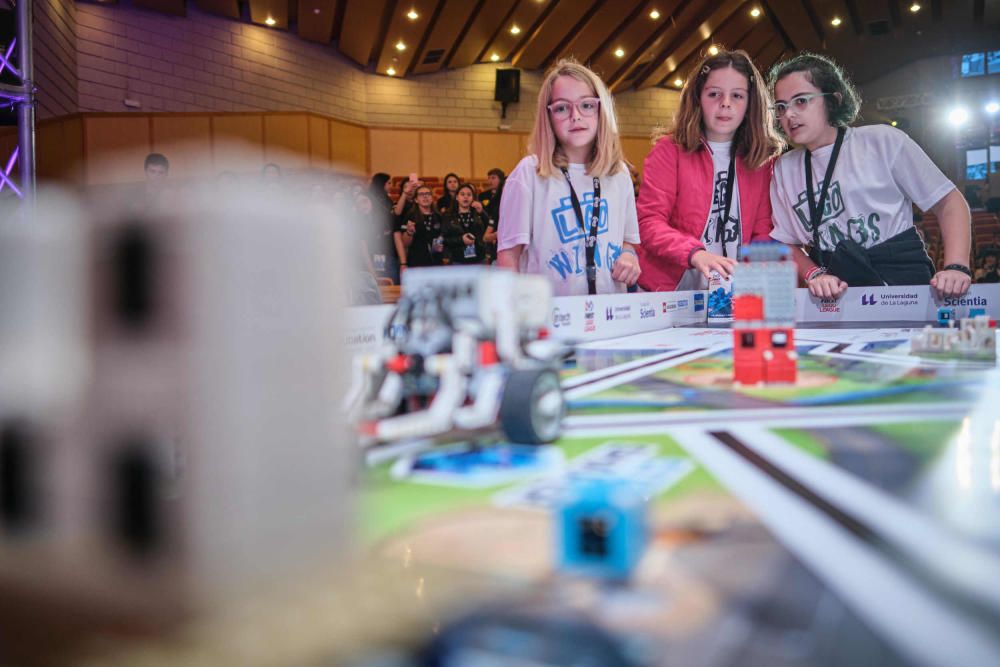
[608, 0, 697, 90]
[333, 0, 347, 42]
[759, 0, 797, 51]
[843, 0, 864, 34]
[973, 0, 984, 20]
[443, 0, 486, 69]
[586, 0, 651, 70]
[540, 0, 609, 70]
[887, 0, 902, 28]
[405, 0, 446, 76]
[474, 0, 525, 64]
[510, 0, 562, 66]
[653, 2, 751, 90]
[635, 0, 740, 89]
[799, 0, 826, 44]
[370, 0, 399, 65]
[630, 2, 702, 88]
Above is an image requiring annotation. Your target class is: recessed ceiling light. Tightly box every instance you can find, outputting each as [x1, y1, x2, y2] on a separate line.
[985, 101, 1000, 114]
[708, 45, 719, 56]
[649, 9, 660, 20]
[890, 120, 898, 127]
[313, 8, 320, 14]
[264, 16, 276, 26]
[831, 17, 842, 27]
[387, 67, 396, 76]
[407, 9, 419, 20]
[674, 78, 683, 87]
[750, 7, 761, 18]
[510, 25, 521, 35]
[614, 47, 625, 58]
[909, 3, 921, 12]
[395, 41, 406, 51]
[490, 53, 500, 62]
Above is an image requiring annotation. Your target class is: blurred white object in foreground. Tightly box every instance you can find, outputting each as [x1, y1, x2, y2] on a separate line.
[0, 188, 351, 625]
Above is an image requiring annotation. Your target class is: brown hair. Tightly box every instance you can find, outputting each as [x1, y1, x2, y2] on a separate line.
[529, 58, 626, 178]
[656, 49, 784, 169]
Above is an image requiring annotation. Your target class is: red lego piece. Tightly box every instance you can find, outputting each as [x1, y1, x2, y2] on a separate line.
[734, 360, 764, 384]
[386, 354, 411, 374]
[479, 340, 499, 365]
[734, 294, 764, 320]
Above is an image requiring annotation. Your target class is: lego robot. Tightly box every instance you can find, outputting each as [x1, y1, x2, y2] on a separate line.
[346, 267, 567, 447]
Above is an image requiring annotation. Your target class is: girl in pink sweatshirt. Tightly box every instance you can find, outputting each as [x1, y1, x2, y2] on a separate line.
[636, 49, 784, 292]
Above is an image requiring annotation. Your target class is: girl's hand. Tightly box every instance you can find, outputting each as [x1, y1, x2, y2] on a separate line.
[471, 200, 484, 213]
[612, 250, 641, 286]
[807, 273, 848, 299]
[690, 250, 737, 279]
[930, 269, 971, 298]
[463, 233, 475, 246]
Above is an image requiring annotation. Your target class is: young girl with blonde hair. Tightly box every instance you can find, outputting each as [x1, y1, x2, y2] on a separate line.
[636, 49, 784, 291]
[497, 59, 641, 296]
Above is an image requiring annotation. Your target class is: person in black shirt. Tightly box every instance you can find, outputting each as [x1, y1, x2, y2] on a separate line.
[436, 172, 461, 215]
[444, 184, 489, 264]
[479, 168, 505, 263]
[399, 185, 446, 270]
[368, 172, 401, 282]
[975, 251, 1000, 283]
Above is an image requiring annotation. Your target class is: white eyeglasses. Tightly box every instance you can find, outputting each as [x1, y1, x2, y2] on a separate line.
[772, 92, 832, 118]
[547, 97, 601, 120]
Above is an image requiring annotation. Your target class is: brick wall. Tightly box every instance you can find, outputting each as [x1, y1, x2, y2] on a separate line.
[35, 0, 78, 118]
[70, 3, 679, 139]
[364, 62, 680, 138]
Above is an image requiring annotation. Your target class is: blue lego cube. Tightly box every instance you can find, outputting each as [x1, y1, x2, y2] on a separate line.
[557, 478, 647, 581]
[937, 307, 956, 327]
[969, 307, 987, 318]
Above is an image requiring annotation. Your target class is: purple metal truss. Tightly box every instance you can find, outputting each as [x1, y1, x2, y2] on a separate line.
[0, 0, 34, 202]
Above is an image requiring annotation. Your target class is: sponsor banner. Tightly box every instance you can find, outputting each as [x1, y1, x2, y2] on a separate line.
[796, 284, 1000, 323]
[345, 290, 703, 353]
[550, 290, 703, 342]
[346, 284, 1000, 354]
[345, 304, 395, 352]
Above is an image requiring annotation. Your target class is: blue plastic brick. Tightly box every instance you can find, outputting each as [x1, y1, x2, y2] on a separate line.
[556, 478, 647, 581]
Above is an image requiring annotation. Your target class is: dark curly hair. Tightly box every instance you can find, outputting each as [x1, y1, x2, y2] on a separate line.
[767, 52, 861, 128]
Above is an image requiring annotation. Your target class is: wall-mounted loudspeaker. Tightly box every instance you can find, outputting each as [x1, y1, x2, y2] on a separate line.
[494, 69, 520, 104]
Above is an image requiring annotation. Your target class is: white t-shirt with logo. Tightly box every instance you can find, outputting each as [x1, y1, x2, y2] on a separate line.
[770, 125, 955, 252]
[703, 140, 741, 259]
[498, 155, 641, 297]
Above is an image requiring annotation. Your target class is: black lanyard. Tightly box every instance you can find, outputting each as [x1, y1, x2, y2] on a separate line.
[560, 167, 602, 295]
[714, 150, 738, 258]
[805, 127, 846, 264]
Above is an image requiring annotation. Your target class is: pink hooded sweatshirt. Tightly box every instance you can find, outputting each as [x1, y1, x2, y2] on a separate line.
[636, 135, 775, 292]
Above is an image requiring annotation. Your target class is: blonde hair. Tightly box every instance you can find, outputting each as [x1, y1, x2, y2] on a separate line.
[653, 49, 784, 170]
[529, 59, 626, 178]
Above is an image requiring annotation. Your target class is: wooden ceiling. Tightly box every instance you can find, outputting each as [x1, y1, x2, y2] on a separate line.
[113, 0, 998, 89]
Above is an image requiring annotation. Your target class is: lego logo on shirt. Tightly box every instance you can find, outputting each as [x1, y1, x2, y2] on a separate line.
[792, 181, 845, 232]
[551, 193, 609, 244]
